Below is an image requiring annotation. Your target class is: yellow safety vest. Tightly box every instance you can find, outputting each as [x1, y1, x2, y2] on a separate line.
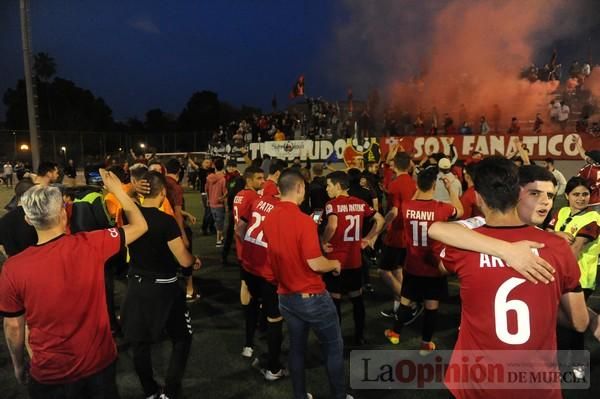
[554, 207, 600, 290]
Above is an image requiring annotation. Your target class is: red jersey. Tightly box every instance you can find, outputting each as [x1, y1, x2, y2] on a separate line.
[233, 189, 260, 261]
[0, 228, 124, 384]
[263, 201, 325, 294]
[460, 186, 481, 219]
[241, 195, 279, 282]
[382, 163, 394, 192]
[165, 175, 184, 209]
[402, 199, 455, 277]
[440, 225, 581, 399]
[578, 164, 600, 203]
[324, 195, 375, 269]
[384, 173, 417, 248]
[261, 179, 279, 198]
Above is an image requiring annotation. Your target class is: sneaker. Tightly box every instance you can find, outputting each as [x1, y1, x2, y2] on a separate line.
[159, 395, 170, 399]
[306, 394, 313, 399]
[403, 302, 424, 326]
[346, 395, 355, 399]
[380, 308, 396, 318]
[216, 240, 224, 247]
[262, 368, 289, 381]
[241, 346, 254, 358]
[419, 341, 436, 356]
[384, 329, 400, 345]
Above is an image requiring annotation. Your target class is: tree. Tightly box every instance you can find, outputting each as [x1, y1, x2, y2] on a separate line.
[145, 108, 175, 132]
[33, 52, 56, 82]
[4, 77, 114, 130]
[177, 91, 220, 131]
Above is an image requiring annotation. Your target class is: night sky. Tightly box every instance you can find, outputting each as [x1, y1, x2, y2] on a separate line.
[1, 1, 599, 122]
[0, 0, 344, 121]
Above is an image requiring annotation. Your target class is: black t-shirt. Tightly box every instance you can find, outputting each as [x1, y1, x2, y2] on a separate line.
[0, 206, 38, 257]
[128, 206, 181, 277]
[349, 185, 375, 207]
[197, 167, 215, 193]
[309, 176, 329, 212]
[227, 175, 246, 209]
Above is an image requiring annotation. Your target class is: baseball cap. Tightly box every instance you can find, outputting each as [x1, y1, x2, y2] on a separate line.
[438, 158, 452, 170]
[585, 150, 600, 164]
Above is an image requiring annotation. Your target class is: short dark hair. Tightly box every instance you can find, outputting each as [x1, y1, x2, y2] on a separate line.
[518, 165, 557, 187]
[565, 176, 591, 195]
[107, 165, 126, 183]
[263, 154, 271, 160]
[473, 156, 520, 213]
[327, 171, 350, 190]
[393, 152, 411, 171]
[213, 158, 225, 171]
[143, 171, 167, 198]
[269, 159, 286, 175]
[277, 168, 304, 195]
[38, 161, 58, 176]
[417, 166, 439, 192]
[464, 163, 478, 180]
[244, 165, 264, 180]
[544, 157, 554, 165]
[165, 158, 181, 174]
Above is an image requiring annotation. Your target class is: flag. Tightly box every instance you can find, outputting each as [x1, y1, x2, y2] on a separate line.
[289, 75, 305, 99]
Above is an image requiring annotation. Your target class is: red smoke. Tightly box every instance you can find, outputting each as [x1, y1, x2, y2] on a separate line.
[389, 0, 569, 129]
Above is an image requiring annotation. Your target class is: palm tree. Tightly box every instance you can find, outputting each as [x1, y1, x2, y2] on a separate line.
[34, 52, 56, 82]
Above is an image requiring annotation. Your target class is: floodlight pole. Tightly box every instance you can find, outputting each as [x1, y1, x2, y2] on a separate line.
[19, 0, 41, 171]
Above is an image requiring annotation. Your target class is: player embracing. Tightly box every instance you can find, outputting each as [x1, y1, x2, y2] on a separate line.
[384, 166, 463, 354]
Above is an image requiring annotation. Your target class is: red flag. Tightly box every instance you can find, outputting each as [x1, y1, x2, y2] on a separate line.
[289, 74, 305, 99]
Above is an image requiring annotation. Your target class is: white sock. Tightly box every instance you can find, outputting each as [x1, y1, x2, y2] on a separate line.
[393, 300, 400, 312]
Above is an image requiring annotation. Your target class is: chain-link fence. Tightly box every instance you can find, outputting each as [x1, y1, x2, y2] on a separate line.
[0, 129, 211, 166]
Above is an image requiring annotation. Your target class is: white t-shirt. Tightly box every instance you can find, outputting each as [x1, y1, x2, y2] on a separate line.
[558, 105, 570, 122]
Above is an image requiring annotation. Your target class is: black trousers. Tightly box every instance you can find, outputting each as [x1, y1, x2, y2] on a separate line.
[201, 194, 216, 233]
[28, 361, 120, 399]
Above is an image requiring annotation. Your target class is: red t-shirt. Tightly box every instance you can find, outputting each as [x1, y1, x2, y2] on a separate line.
[324, 195, 375, 269]
[0, 228, 124, 384]
[233, 189, 260, 261]
[165, 175, 184, 209]
[578, 164, 600, 203]
[440, 225, 580, 399]
[460, 186, 481, 219]
[402, 199, 455, 277]
[382, 163, 394, 192]
[241, 196, 280, 282]
[261, 179, 279, 198]
[263, 201, 325, 294]
[384, 173, 417, 248]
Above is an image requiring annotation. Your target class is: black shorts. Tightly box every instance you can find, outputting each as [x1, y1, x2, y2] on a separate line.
[323, 268, 363, 294]
[121, 276, 192, 342]
[242, 269, 280, 319]
[400, 272, 448, 302]
[378, 245, 406, 271]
